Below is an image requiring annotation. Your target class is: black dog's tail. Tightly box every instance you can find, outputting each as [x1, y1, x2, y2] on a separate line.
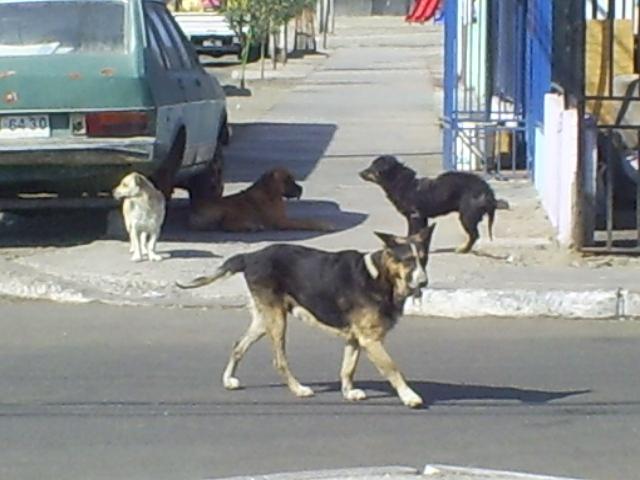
[482, 193, 497, 242]
[482, 192, 509, 242]
[488, 197, 510, 240]
[487, 204, 496, 241]
[176, 254, 246, 290]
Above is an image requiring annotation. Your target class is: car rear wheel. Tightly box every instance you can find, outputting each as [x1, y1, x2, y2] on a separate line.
[152, 131, 185, 201]
[187, 143, 224, 208]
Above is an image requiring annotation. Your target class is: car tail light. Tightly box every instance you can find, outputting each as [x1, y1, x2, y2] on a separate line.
[86, 111, 153, 137]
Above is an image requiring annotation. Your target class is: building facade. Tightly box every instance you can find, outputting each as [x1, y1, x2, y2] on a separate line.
[442, 0, 640, 252]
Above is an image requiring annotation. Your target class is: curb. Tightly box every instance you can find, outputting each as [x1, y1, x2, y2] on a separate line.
[209, 465, 585, 480]
[422, 465, 585, 479]
[405, 287, 640, 320]
[210, 466, 419, 480]
[0, 259, 93, 304]
[1, 265, 640, 320]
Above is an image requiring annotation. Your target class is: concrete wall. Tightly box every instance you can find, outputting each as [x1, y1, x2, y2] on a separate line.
[335, 0, 411, 16]
[534, 93, 582, 246]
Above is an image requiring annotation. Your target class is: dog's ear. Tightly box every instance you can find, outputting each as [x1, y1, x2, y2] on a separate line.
[257, 169, 282, 197]
[132, 172, 143, 186]
[374, 231, 407, 248]
[270, 169, 282, 181]
[374, 154, 398, 163]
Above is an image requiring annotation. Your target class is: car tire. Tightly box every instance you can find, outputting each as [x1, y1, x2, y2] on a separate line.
[187, 143, 224, 208]
[152, 131, 185, 202]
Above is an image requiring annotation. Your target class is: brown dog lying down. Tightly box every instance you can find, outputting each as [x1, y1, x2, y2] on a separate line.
[188, 167, 333, 232]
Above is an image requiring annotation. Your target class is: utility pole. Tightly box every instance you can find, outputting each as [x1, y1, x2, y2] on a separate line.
[317, 0, 324, 34]
[322, 0, 330, 49]
[329, 0, 335, 33]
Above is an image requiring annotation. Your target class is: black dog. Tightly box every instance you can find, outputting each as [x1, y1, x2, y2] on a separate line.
[360, 155, 507, 253]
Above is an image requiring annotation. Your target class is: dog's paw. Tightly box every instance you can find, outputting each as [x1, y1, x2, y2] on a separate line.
[343, 388, 367, 402]
[455, 244, 472, 254]
[148, 252, 163, 262]
[399, 387, 423, 408]
[130, 254, 143, 262]
[293, 384, 315, 397]
[223, 376, 241, 390]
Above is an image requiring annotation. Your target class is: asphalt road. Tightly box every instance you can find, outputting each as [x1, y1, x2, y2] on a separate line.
[1, 300, 639, 480]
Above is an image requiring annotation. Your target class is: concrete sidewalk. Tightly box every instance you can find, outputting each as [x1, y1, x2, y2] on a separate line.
[1, 17, 639, 319]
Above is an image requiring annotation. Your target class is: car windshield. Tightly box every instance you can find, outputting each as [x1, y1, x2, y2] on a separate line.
[0, 1, 126, 56]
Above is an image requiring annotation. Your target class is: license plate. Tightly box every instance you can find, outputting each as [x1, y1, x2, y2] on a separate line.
[0, 114, 51, 139]
[204, 39, 223, 47]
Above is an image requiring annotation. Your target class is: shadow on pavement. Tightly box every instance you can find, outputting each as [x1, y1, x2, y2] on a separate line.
[165, 249, 222, 260]
[0, 198, 364, 248]
[0, 121, 339, 247]
[310, 380, 591, 408]
[225, 122, 337, 183]
[223, 85, 252, 97]
[0, 210, 108, 248]
[199, 58, 241, 68]
[162, 199, 367, 243]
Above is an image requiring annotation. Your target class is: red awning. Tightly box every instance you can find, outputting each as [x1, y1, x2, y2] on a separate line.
[406, 0, 441, 23]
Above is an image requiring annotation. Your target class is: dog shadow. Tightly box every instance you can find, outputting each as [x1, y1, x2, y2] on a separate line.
[308, 380, 591, 409]
[431, 247, 509, 261]
[431, 247, 457, 254]
[470, 250, 510, 261]
[164, 249, 222, 260]
[161, 199, 368, 243]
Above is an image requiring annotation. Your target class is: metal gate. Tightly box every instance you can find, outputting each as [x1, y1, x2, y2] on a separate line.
[575, 0, 640, 252]
[442, 0, 528, 178]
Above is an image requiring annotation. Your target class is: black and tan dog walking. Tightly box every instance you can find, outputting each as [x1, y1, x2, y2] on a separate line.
[177, 224, 436, 409]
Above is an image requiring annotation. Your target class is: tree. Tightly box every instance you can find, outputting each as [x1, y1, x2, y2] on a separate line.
[222, 0, 271, 85]
[222, 0, 315, 86]
[270, 0, 311, 65]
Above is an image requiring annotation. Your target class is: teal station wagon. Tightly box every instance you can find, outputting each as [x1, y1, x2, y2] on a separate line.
[0, 0, 228, 206]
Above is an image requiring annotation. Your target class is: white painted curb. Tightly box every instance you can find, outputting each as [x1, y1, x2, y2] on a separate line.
[209, 465, 584, 480]
[2, 260, 639, 320]
[0, 260, 92, 304]
[423, 464, 585, 480]
[210, 466, 419, 480]
[404, 288, 640, 319]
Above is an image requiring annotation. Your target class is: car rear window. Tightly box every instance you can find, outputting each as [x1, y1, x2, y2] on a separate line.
[0, 1, 126, 56]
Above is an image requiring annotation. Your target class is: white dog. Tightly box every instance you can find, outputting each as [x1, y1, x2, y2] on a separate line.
[112, 172, 166, 262]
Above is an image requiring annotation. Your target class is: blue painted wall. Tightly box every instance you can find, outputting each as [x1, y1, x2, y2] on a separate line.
[525, 0, 552, 176]
[442, 0, 457, 170]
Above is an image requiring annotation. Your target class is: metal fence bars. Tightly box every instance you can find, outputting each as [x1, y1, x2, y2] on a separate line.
[442, 0, 529, 178]
[578, 0, 640, 252]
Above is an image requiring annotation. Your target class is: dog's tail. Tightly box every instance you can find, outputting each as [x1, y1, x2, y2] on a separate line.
[488, 198, 509, 241]
[481, 193, 498, 241]
[176, 254, 246, 290]
[487, 205, 495, 241]
[481, 192, 509, 241]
